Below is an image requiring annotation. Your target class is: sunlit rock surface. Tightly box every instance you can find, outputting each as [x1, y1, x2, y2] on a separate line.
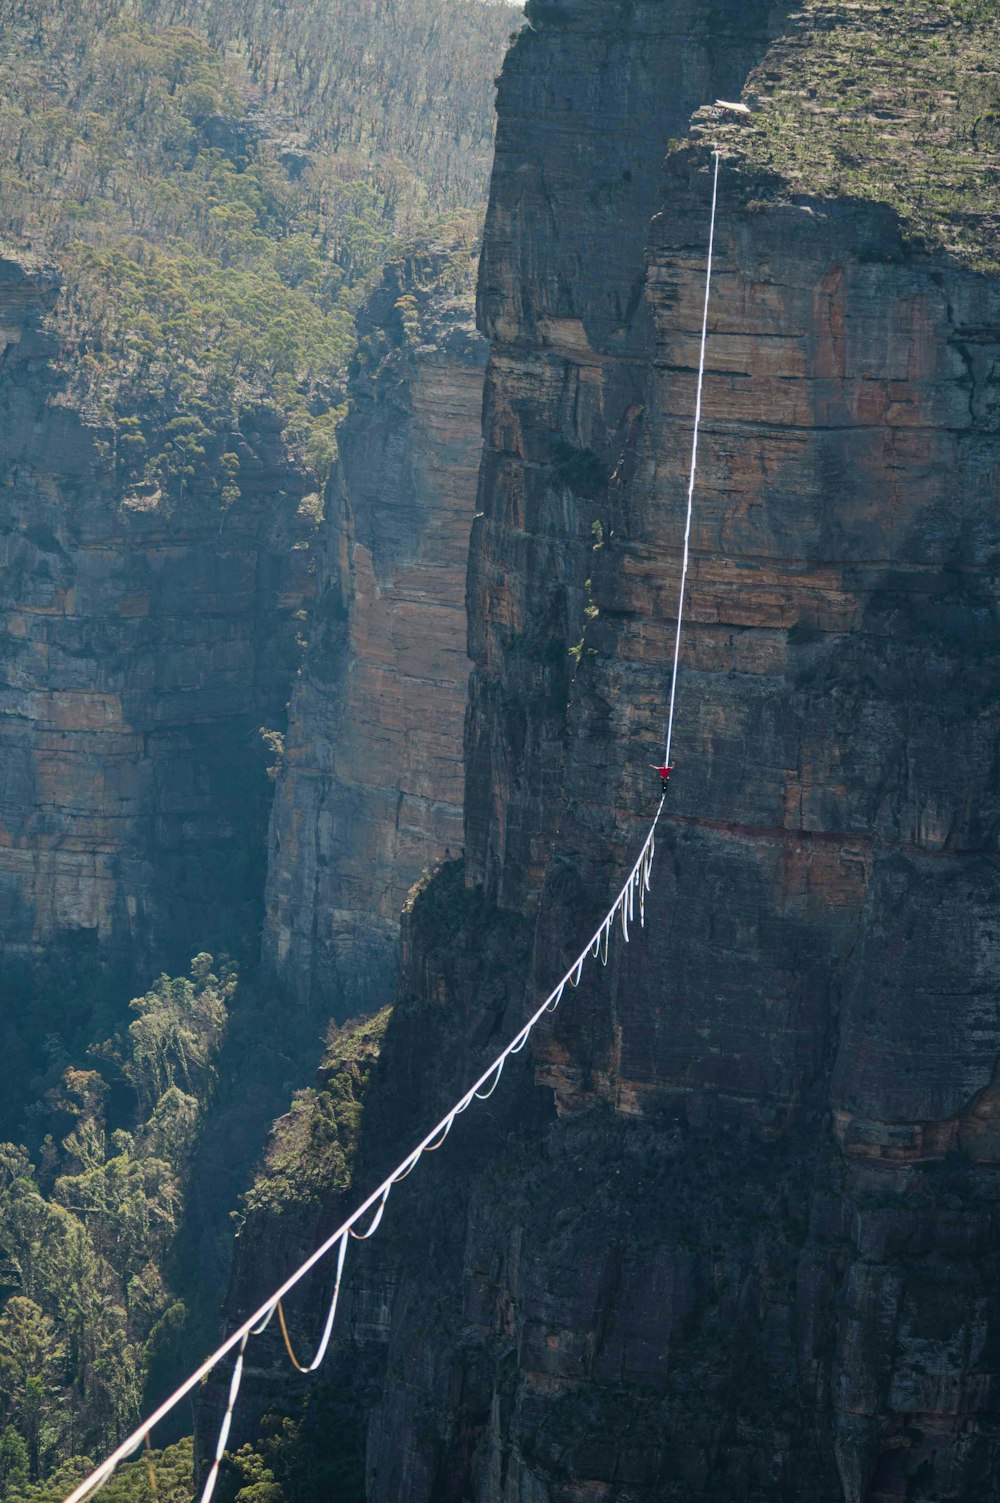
[263, 244, 487, 1016]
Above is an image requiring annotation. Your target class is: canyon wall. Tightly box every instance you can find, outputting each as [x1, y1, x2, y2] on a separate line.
[263, 243, 487, 1016]
[0, 233, 484, 1049]
[0, 239, 490, 1299]
[211, 4, 1000, 1502]
[0, 250, 310, 989]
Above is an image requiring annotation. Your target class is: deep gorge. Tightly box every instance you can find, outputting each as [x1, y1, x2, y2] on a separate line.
[2, 0, 999, 1500]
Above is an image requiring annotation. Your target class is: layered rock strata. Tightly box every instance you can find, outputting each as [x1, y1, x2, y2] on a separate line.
[0, 250, 310, 979]
[263, 245, 487, 1016]
[213, 3, 1000, 1501]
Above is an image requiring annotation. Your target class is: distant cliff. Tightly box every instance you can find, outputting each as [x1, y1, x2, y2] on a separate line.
[264, 237, 487, 1016]
[214, 2, 1000, 1501]
[0, 0, 511, 1139]
[0, 247, 309, 1078]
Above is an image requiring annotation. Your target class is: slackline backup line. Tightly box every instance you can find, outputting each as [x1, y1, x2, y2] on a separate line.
[61, 148, 721, 1503]
[665, 148, 719, 769]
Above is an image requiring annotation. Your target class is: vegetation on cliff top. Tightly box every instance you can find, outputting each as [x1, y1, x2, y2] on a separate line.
[0, 0, 512, 499]
[706, 0, 1000, 269]
[243, 1007, 390, 1218]
[347, 226, 484, 413]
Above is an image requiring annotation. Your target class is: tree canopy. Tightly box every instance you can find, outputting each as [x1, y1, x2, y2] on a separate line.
[0, 0, 514, 499]
[0, 957, 233, 1482]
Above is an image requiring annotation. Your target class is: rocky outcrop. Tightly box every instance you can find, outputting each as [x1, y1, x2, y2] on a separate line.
[0, 246, 310, 983]
[263, 243, 487, 1016]
[210, 3, 1000, 1501]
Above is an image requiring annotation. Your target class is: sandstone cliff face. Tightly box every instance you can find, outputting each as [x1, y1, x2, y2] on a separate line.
[212, 4, 1000, 1501]
[468, 0, 793, 911]
[263, 245, 487, 1015]
[513, 163, 1000, 1501]
[0, 248, 310, 984]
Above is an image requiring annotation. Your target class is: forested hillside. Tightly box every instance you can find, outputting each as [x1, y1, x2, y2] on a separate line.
[0, 0, 513, 1488]
[0, 0, 511, 496]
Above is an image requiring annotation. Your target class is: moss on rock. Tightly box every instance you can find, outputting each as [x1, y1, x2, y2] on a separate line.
[242, 1008, 390, 1217]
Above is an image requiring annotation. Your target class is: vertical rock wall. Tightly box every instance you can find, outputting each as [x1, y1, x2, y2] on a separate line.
[529, 153, 1000, 1499]
[0, 251, 309, 986]
[338, 5, 1000, 1502]
[467, 0, 792, 910]
[264, 246, 487, 1016]
[205, 5, 1000, 1501]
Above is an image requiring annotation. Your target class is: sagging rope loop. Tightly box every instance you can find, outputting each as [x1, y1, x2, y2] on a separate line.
[474, 1056, 506, 1100]
[60, 141, 721, 1503]
[200, 1333, 249, 1503]
[277, 1232, 349, 1374]
[59, 798, 667, 1503]
[350, 1184, 391, 1240]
